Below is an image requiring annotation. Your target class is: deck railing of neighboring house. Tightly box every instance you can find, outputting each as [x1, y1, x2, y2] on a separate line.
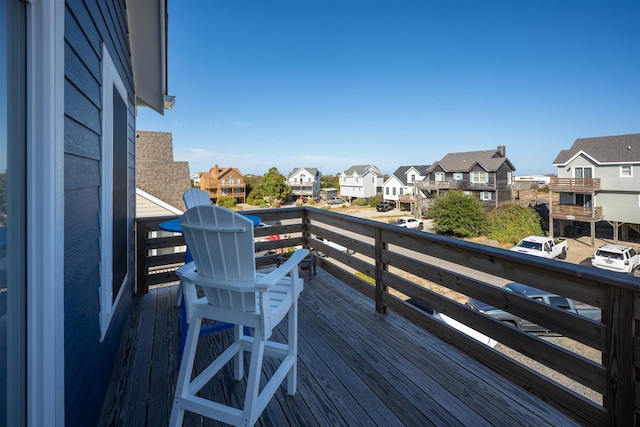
[549, 177, 601, 192]
[134, 207, 639, 426]
[551, 204, 604, 221]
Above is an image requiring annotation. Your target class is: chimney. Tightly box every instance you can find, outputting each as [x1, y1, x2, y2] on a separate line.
[497, 145, 506, 157]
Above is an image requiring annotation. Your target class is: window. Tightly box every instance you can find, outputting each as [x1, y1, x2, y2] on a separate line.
[100, 44, 129, 340]
[471, 171, 488, 183]
[410, 174, 415, 182]
[385, 187, 389, 195]
[393, 188, 397, 196]
[399, 188, 403, 195]
[480, 192, 492, 201]
[435, 172, 445, 182]
[453, 173, 463, 181]
[574, 167, 593, 179]
[3, 0, 27, 422]
[620, 165, 632, 178]
[507, 171, 512, 185]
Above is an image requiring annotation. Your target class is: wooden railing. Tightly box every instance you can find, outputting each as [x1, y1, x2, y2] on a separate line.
[549, 177, 601, 192]
[135, 207, 639, 426]
[551, 204, 604, 220]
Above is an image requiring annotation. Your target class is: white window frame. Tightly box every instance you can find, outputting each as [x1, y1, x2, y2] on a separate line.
[453, 173, 463, 181]
[99, 44, 129, 341]
[435, 172, 445, 182]
[573, 166, 594, 179]
[471, 171, 488, 183]
[480, 191, 492, 201]
[27, 1, 65, 425]
[620, 165, 633, 178]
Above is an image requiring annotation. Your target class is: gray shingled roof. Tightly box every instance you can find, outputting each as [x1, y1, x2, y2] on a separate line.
[552, 134, 640, 165]
[391, 165, 431, 186]
[427, 148, 515, 173]
[342, 164, 383, 176]
[136, 130, 191, 211]
[288, 167, 319, 178]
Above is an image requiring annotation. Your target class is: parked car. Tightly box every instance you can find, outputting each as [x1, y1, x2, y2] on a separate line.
[510, 236, 568, 260]
[591, 244, 640, 274]
[376, 201, 394, 212]
[390, 217, 423, 230]
[407, 298, 497, 347]
[466, 283, 601, 334]
[327, 197, 345, 205]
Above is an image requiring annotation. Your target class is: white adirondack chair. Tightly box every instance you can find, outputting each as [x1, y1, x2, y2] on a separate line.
[174, 188, 212, 307]
[169, 205, 308, 427]
[182, 187, 210, 208]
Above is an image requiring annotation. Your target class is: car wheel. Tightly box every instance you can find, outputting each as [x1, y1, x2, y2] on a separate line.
[418, 223, 424, 231]
[559, 248, 567, 260]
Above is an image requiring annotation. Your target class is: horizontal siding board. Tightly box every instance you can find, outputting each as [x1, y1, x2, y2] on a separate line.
[64, 116, 101, 160]
[64, 43, 100, 108]
[64, 6, 101, 76]
[65, 80, 101, 134]
[64, 153, 101, 191]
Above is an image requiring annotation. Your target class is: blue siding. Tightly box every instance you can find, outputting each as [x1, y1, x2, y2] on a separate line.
[64, 0, 135, 426]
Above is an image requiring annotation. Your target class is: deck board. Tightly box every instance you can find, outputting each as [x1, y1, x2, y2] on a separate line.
[98, 268, 582, 427]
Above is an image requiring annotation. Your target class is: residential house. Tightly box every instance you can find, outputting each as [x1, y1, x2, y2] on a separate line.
[417, 146, 515, 208]
[550, 133, 640, 246]
[339, 165, 384, 201]
[286, 167, 321, 200]
[198, 164, 247, 204]
[1, 1, 171, 425]
[382, 165, 430, 213]
[136, 130, 191, 216]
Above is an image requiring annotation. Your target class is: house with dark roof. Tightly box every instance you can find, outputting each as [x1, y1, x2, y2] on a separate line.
[417, 146, 515, 208]
[136, 131, 192, 216]
[339, 165, 384, 201]
[286, 167, 321, 200]
[198, 164, 247, 204]
[382, 165, 430, 212]
[550, 133, 640, 246]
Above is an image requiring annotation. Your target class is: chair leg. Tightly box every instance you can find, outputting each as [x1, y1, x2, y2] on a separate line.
[169, 316, 202, 427]
[287, 301, 299, 394]
[242, 334, 266, 426]
[233, 324, 243, 381]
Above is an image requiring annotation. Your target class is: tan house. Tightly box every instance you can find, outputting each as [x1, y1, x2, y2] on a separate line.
[136, 131, 192, 216]
[198, 164, 247, 204]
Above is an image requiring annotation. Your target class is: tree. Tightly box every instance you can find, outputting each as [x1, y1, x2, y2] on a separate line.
[320, 174, 339, 189]
[486, 202, 545, 244]
[428, 191, 487, 237]
[249, 167, 290, 206]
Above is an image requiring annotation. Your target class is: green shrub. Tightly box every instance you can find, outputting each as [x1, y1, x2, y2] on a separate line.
[369, 195, 383, 207]
[429, 191, 487, 237]
[351, 198, 368, 206]
[217, 197, 236, 208]
[486, 202, 545, 244]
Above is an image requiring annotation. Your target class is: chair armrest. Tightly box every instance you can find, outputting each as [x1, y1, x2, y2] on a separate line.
[176, 261, 196, 277]
[256, 249, 309, 289]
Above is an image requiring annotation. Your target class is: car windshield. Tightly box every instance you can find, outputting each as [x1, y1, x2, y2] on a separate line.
[596, 250, 623, 260]
[517, 240, 541, 250]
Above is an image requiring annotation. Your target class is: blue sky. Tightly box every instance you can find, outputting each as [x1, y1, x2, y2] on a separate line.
[137, 0, 640, 178]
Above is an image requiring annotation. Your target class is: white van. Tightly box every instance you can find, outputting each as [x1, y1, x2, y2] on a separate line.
[591, 244, 640, 274]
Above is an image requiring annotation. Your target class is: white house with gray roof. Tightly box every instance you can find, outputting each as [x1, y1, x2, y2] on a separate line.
[383, 165, 430, 212]
[417, 146, 515, 208]
[550, 133, 640, 245]
[286, 167, 321, 200]
[339, 165, 384, 201]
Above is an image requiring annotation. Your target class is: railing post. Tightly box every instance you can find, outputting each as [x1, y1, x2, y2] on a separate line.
[604, 286, 635, 425]
[374, 228, 387, 314]
[135, 219, 148, 295]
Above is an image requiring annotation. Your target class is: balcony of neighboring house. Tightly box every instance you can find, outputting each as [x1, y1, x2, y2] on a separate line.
[397, 193, 415, 203]
[549, 177, 601, 192]
[550, 204, 604, 222]
[99, 207, 640, 426]
[288, 182, 315, 197]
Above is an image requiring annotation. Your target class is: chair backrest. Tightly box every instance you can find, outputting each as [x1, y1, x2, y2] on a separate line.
[180, 205, 257, 310]
[183, 188, 211, 209]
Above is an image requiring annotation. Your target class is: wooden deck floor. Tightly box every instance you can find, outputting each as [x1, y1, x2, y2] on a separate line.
[98, 268, 581, 427]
